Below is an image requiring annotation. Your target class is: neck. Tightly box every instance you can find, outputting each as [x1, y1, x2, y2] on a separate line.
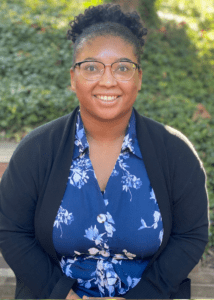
[80, 106, 132, 145]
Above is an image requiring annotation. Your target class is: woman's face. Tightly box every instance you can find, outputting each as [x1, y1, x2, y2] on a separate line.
[70, 35, 142, 121]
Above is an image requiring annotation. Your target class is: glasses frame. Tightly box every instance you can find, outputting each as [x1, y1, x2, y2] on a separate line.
[72, 60, 141, 81]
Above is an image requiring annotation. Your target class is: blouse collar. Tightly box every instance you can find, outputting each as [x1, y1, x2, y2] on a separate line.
[73, 108, 142, 160]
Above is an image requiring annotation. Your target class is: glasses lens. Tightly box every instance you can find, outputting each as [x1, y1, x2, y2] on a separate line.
[80, 61, 104, 80]
[112, 62, 136, 80]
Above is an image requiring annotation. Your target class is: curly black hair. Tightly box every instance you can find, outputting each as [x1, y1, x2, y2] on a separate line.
[67, 3, 148, 66]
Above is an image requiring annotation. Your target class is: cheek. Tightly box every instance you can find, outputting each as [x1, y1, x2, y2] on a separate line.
[75, 80, 96, 98]
[75, 80, 88, 93]
[132, 76, 141, 91]
[124, 82, 139, 94]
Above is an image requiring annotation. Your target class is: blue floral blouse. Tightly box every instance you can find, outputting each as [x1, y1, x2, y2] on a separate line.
[52, 108, 164, 298]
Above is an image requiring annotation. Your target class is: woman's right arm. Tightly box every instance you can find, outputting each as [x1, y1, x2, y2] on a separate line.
[0, 136, 76, 299]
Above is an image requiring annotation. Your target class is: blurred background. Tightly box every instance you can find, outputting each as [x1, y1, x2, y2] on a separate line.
[0, 0, 214, 263]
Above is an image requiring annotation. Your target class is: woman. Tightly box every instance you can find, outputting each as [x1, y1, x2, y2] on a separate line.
[0, 3, 209, 300]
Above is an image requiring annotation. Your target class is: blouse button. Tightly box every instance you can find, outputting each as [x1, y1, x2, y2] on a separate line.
[97, 214, 106, 223]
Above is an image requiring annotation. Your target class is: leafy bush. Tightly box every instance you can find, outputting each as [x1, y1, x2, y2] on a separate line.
[0, 1, 79, 138]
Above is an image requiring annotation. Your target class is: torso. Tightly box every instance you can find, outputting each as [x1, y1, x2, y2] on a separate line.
[88, 137, 124, 192]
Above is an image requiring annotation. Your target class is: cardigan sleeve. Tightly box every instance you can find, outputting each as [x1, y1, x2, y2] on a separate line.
[0, 136, 77, 299]
[124, 127, 209, 299]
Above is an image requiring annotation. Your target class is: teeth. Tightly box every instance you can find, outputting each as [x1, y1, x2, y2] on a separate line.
[96, 95, 118, 101]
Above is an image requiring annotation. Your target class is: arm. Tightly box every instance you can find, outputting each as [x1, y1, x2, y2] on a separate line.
[124, 133, 209, 299]
[0, 136, 77, 299]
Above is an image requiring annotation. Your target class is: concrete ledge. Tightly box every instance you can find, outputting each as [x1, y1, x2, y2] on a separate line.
[0, 163, 8, 179]
[191, 283, 214, 298]
[0, 141, 19, 181]
[0, 141, 19, 163]
[0, 285, 16, 299]
[189, 259, 202, 274]
[189, 265, 214, 284]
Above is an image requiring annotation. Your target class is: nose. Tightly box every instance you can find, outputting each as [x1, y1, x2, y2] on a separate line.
[98, 65, 117, 87]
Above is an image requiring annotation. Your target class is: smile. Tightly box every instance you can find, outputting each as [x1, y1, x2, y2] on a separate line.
[95, 95, 120, 101]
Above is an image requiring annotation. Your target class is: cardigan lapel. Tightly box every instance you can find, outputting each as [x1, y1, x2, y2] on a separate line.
[133, 108, 172, 270]
[35, 106, 80, 267]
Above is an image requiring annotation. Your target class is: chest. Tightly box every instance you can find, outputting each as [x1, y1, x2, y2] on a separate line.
[88, 139, 123, 192]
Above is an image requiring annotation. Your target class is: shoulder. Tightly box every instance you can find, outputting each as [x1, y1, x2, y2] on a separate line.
[23, 110, 76, 144]
[134, 108, 207, 206]
[134, 108, 203, 169]
[11, 107, 79, 163]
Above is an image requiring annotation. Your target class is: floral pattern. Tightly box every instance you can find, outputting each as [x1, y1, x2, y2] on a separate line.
[53, 206, 74, 238]
[53, 108, 164, 298]
[68, 156, 94, 189]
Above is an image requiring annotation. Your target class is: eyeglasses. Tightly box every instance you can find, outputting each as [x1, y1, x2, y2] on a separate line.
[72, 60, 141, 81]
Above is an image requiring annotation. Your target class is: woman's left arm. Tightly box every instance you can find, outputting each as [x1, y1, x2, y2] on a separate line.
[124, 130, 209, 299]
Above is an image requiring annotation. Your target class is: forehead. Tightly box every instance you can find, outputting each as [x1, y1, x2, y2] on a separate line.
[76, 35, 137, 62]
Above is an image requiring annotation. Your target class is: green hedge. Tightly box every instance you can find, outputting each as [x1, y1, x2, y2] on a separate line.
[0, 3, 78, 135]
[0, 1, 214, 256]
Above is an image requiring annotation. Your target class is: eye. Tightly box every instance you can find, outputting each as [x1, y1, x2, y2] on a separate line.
[86, 65, 96, 72]
[114, 62, 132, 73]
[82, 62, 100, 72]
[118, 66, 128, 72]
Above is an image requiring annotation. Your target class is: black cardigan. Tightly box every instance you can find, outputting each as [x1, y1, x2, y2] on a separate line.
[0, 106, 209, 299]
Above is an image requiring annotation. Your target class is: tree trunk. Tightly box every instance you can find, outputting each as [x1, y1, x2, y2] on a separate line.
[106, 0, 161, 28]
[113, 0, 140, 12]
[138, 0, 161, 28]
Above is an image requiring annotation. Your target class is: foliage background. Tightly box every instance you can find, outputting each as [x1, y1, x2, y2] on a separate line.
[0, 0, 214, 258]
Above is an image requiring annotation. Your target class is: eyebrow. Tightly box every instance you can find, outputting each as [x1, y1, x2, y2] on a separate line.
[83, 57, 134, 63]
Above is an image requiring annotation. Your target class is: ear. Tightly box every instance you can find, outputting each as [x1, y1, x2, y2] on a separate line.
[70, 67, 76, 92]
[138, 69, 143, 91]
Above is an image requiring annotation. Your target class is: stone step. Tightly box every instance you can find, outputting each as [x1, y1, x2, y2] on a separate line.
[0, 163, 8, 179]
[0, 141, 19, 181]
[0, 141, 18, 163]
[191, 283, 214, 298]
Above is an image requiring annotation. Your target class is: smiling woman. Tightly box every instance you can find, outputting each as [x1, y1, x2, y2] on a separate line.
[0, 3, 209, 300]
